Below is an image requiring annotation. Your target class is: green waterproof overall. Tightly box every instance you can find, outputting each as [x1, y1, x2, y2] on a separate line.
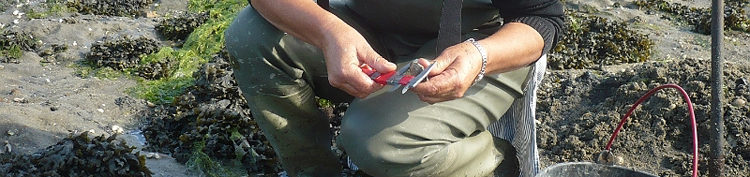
[225, 0, 531, 176]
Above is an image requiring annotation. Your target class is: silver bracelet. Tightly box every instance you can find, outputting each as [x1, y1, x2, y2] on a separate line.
[465, 38, 487, 85]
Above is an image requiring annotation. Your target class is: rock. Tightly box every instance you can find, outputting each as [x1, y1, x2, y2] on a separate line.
[597, 150, 619, 165]
[12, 98, 24, 103]
[668, 104, 677, 110]
[111, 125, 124, 134]
[0, 65, 4, 70]
[3, 142, 10, 154]
[6, 130, 14, 136]
[40, 48, 54, 56]
[147, 152, 161, 159]
[97, 108, 104, 113]
[140, 11, 159, 18]
[732, 98, 746, 107]
[116, 134, 145, 151]
[145, 152, 161, 159]
[9, 89, 20, 95]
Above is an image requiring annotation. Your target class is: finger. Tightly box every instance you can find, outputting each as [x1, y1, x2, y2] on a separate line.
[412, 74, 443, 96]
[429, 49, 461, 76]
[412, 67, 468, 101]
[347, 67, 385, 98]
[416, 58, 432, 69]
[360, 49, 396, 73]
[417, 94, 446, 104]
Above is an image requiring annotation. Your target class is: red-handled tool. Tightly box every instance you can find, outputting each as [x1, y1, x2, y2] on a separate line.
[360, 59, 435, 94]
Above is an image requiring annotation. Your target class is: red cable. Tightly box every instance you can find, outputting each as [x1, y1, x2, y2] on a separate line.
[603, 84, 699, 177]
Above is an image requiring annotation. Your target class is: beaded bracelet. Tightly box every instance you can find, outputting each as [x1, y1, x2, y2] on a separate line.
[465, 38, 487, 86]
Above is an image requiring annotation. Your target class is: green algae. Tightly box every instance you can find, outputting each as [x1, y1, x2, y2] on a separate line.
[133, 0, 247, 105]
[1, 30, 39, 63]
[25, 1, 73, 19]
[185, 140, 246, 177]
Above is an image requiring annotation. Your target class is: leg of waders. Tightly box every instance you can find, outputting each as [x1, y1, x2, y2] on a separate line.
[225, 2, 387, 176]
[225, 6, 341, 176]
[337, 34, 530, 176]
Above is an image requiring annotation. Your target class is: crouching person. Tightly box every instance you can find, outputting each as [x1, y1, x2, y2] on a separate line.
[224, 0, 563, 176]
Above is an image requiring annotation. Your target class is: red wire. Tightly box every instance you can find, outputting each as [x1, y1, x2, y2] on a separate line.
[603, 84, 698, 177]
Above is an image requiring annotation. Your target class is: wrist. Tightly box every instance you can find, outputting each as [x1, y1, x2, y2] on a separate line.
[319, 21, 357, 49]
[465, 38, 487, 85]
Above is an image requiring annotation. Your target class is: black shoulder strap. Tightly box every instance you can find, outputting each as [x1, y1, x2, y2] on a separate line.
[317, 0, 330, 11]
[437, 0, 463, 54]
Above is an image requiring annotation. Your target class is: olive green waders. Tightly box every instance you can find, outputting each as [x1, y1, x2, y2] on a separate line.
[224, 2, 530, 176]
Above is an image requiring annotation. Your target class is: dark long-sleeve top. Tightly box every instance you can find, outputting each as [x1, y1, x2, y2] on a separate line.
[347, 0, 565, 54]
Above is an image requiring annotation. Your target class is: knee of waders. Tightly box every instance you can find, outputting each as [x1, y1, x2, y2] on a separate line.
[338, 118, 441, 176]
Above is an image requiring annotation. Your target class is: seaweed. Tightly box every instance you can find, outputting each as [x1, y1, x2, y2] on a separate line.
[156, 12, 211, 41]
[0, 132, 152, 177]
[634, 0, 750, 34]
[548, 11, 654, 70]
[141, 52, 281, 176]
[66, 0, 154, 17]
[0, 30, 39, 63]
[82, 35, 178, 80]
[132, 0, 248, 105]
[86, 36, 160, 71]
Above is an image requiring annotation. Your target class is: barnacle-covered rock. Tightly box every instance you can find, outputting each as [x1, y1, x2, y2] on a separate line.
[156, 12, 210, 41]
[66, 0, 154, 17]
[38, 44, 69, 64]
[142, 49, 281, 175]
[634, 0, 750, 34]
[86, 36, 160, 71]
[1, 30, 39, 63]
[137, 57, 176, 80]
[0, 132, 152, 177]
[548, 11, 654, 70]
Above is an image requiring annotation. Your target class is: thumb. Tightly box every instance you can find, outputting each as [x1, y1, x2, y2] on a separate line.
[361, 49, 396, 73]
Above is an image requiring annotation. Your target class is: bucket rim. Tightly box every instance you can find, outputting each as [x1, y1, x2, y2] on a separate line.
[536, 162, 659, 177]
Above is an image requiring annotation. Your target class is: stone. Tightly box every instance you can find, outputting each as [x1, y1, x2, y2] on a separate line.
[732, 98, 746, 107]
[111, 125, 124, 134]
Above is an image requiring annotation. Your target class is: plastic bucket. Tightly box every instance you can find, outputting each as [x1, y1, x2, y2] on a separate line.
[535, 162, 658, 177]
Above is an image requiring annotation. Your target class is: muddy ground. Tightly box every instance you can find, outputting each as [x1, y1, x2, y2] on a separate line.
[536, 59, 750, 176]
[0, 0, 748, 176]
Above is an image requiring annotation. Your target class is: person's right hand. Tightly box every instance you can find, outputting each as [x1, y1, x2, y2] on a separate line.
[321, 23, 396, 99]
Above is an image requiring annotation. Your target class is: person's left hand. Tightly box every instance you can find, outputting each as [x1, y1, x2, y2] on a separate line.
[411, 42, 485, 104]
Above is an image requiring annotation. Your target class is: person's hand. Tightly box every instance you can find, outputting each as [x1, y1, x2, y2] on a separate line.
[411, 42, 484, 104]
[321, 25, 397, 98]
